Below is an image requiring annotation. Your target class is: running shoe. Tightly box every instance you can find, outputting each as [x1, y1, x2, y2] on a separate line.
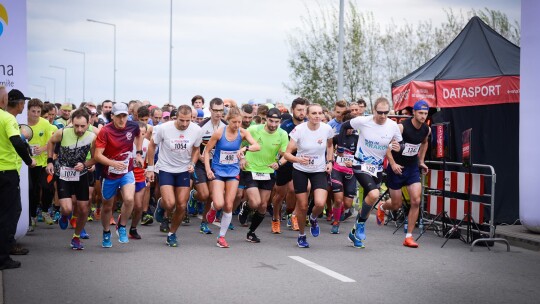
[271, 220, 281, 234]
[330, 221, 340, 234]
[246, 231, 261, 243]
[228, 223, 235, 230]
[166, 233, 178, 247]
[326, 209, 333, 222]
[116, 226, 129, 243]
[71, 237, 84, 250]
[43, 212, 54, 225]
[286, 214, 292, 227]
[70, 216, 77, 229]
[355, 222, 366, 241]
[376, 205, 385, 226]
[129, 228, 142, 239]
[188, 189, 198, 216]
[54, 211, 61, 223]
[199, 222, 212, 234]
[216, 236, 229, 248]
[297, 235, 309, 248]
[342, 209, 353, 221]
[87, 214, 94, 222]
[291, 214, 300, 231]
[80, 229, 90, 239]
[348, 231, 365, 248]
[154, 198, 165, 223]
[238, 201, 250, 226]
[403, 237, 419, 248]
[160, 219, 170, 233]
[110, 216, 116, 226]
[102, 231, 112, 248]
[37, 209, 43, 222]
[206, 207, 217, 224]
[183, 214, 190, 224]
[94, 208, 101, 220]
[59, 215, 69, 230]
[141, 214, 154, 226]
[309, 217, 320, 237]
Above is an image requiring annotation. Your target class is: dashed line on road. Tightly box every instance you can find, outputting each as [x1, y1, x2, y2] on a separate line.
[288, 256, 356, 283]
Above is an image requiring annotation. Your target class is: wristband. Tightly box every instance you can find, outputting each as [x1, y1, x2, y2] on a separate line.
[146, 165, 155, 172]
[245, 145, 250, 152]
[326, 160, 333, 164]
[47, 157, 54, 164]
[136, 150, 143, 156]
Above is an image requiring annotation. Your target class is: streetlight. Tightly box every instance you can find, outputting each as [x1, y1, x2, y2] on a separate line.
[87, 18, 116, 102]
[30, 84, 47, 100]
[41, 76, 56, 102]
[50, 65, 67, 102]
[337, 0, 345, 101]
[168, 0, 173, 104]
[64, 48, 86, 102]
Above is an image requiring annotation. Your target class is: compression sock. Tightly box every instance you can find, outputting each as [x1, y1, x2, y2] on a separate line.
[219, 212, 232, 237]
[356, 199, 372, 223]
[249, 212, 265, 233]
[332, 207, 342, 223]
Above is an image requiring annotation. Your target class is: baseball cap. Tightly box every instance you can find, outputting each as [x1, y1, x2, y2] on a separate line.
[163, 111, 171, 118]
[60, 103, 73, 110]
[413, 100, 429, 111]
[196, 109, 204, 118]
[267, 108, 282, 119]
[8, 89, 31, 102]
[112, 103, 129, 116]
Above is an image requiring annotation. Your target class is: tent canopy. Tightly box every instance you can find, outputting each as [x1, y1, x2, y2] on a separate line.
[392, 16, 520, 110]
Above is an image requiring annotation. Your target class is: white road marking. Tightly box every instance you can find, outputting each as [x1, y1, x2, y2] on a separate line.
[288, 256, 356, 283]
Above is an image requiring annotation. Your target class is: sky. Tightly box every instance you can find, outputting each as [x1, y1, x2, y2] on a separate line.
[26, 0, 520, 107]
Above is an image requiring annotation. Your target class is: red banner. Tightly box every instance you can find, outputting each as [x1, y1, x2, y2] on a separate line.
[436, 125, 444, 158]
[392, 81, 435, 110]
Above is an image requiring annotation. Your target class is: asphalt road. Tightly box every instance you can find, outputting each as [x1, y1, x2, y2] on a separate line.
[3, 213, 540, 304]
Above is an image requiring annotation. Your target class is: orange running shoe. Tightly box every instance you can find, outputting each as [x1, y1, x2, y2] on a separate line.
[94, 208, 101, 220]
[291, 215, 299, 231]
[110, 216, 116, 226]
[403, 237, 419, 248]
[376, 204, 385, 226]
[271, 220, 281, 234]
[70, 216, 77, 229]
[216, 236, 229, 248]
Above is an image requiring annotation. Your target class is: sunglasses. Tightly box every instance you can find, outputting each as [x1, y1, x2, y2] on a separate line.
[376, 111, 390, 115]
[211, 108, 224, 112]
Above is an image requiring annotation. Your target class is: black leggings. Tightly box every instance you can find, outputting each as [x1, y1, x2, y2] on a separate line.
[28, 166, 55, 218]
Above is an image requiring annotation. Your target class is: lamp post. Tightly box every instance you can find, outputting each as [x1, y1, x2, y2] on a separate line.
[64, 48, 86, 102]
[87, 18, 116, 101]
[169, 0, 173, 104]
[337, 0, 345, 101]
[49, 65, 67, 102]
[41, 76, 56, 102]
[30, 84, 47, 100]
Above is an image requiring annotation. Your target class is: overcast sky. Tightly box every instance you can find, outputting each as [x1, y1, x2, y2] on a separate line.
[27, 0, 520, 106]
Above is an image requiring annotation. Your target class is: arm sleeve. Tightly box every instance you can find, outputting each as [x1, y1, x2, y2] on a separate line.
[9, 136, 33, 166]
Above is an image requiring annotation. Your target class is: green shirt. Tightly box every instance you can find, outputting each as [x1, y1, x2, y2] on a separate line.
[28, 117, 57, 167]
[0, 109, 22, 172]
[244, 124, 288, 174]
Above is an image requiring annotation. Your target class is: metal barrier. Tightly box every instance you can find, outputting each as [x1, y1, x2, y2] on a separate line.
[420, 161, 510, 252]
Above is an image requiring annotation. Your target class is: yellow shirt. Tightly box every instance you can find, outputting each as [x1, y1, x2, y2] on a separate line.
[0, 109, 22, 172]
[28, 117, 57, 167]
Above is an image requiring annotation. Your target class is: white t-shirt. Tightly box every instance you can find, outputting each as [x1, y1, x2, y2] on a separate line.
[289, 122, 334, 173]
[350, 116, 402, 172]
[153, 121, 203, 173]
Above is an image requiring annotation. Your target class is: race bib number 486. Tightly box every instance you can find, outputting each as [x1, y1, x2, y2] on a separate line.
[219, 150, 238, 165]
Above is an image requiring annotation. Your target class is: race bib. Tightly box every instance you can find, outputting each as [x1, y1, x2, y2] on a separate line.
[336, 155, 354, 166]
[170, 139, 187, 151]
[300, 154, 320, 168]
[30, 144, 40, 156]
[109, 159, 130, 175]
[59, 166, 80, 182]
[360, 163, 378, 177]
[219, 150, 238, 165]
[402, 143, 421, 157]
[252, 172, 270, 180]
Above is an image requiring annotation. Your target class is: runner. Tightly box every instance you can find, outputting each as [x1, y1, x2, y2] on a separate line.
[329, 110, 358, 234]
[271, 97, 308, 233]
[94, 103, 144, 248]
[146, 105, 202, 247]
[204, 107, 260, 248]
[283, 103, 334, 248]
[340, 97, 402, 248]
[45, 109, 96, 250]
[377, 100, 430, 248]
[239, 108, 288, 242]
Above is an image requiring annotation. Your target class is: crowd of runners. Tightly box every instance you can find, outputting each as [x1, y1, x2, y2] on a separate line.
[0, 87, 431, 269]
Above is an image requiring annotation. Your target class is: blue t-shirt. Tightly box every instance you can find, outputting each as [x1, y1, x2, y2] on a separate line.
[328, 118, 342, 137]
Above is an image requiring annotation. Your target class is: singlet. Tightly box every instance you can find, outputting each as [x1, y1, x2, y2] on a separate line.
[391, 118, 429, 166]
[333, 128, 359, 174]
[198, 118, 227, 166]
[289, 122, 334, 173]
[54, 127, 95, 178]
[350, 116, 402, 174]
[211, 126, 242, 177]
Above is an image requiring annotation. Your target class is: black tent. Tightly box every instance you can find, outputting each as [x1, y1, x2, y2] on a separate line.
[391, 16, 520, 223]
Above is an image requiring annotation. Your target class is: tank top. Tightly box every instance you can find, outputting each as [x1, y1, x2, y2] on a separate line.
[391, 118, 429, 166]
[211, 126, 242, 177]
[55, 127, 95, 177]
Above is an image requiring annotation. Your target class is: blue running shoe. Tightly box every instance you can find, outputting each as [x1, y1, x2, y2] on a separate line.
[80, 229, 90, 239]
[309, 217, 320, 237]
[37, 208, 43, 222]
[348, 231, 365, 248]
[297, 235, 309, 248]
[154, 198, 165, 223]
[187, 190, 197, 216]
[71, 237, 84, 250]
[59, 215, 69, 230]
[102, 231, 112, 248]
[116, 226, 129, 243]
[330, 221, 340, 234]
[54, 211, 61, 223]
[355, 222, 366, 241]
[166, 233, 178, 247]
[199, 222, 212, 234]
